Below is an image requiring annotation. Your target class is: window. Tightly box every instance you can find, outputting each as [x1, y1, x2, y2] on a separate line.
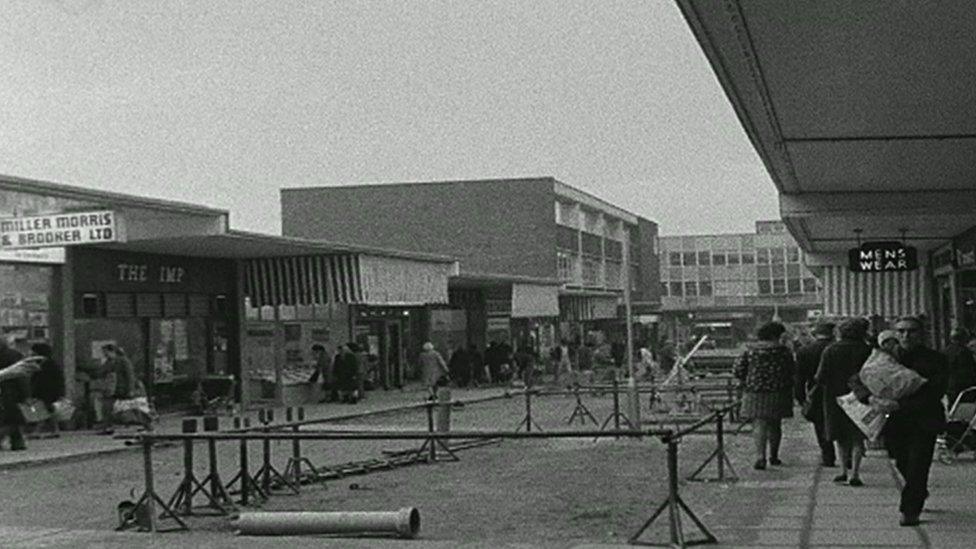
[741, 252, 755, 264]
[787, 247, 800, 263]
[661, 283, 669, 296]
[756, 249, 769, 264]
[803, 278, 818, 293]
[772, 279, 786, 294]
[557, 252, 574, 281]
[81, 293, 101, 316]
[727, 252, 740, 265]
[758, 280, 772, 295]
[770, 248, 785, 264]
[698, 251, 711, 266]
[788, 278, 801, 294]
[669, 252, 682, 266]
[669, 282, 684, 297]
[757, 265, 771, 278]
[771, 264, 785, 278]
[684, 281, 698, 297]
[712, 253, 726, 266]
[699, 281, 713, 296]
[787, 264, 801, 278]
[682, 252, 697, 266]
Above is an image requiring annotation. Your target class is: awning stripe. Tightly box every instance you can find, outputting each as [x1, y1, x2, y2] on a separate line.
[821, 266, 927, 318]
[241, 254, 363, 307]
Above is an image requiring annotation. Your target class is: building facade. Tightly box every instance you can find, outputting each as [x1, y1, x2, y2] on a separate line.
[0, 176, 457, 418]
[658, 221, 822, 349]
[281, 178, 661, 356]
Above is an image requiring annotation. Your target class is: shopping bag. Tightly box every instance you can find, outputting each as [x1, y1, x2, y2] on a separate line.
[17, 398, 51, 424]
[836, 391, 886, 441]
[113, 397, 152, 425]
[52, 397, 76, 423]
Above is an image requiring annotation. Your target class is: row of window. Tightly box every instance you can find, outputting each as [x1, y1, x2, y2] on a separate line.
[661, 277, 818, 297]
[663, 264, 807, 282]
[665, 247, 800, 267]
[79, 292, 230, 318]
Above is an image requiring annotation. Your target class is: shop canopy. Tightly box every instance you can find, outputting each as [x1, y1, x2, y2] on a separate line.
[677, 1, 976, 256]
[95, 230, 458, 307]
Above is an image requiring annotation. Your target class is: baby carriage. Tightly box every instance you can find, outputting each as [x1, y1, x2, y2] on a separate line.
[936, 386, 976, 464]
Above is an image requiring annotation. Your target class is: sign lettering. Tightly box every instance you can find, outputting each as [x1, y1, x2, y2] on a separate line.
[848, 241, 918, 273]
[0, 210, 120, 250]
[116, 263, 186, 284]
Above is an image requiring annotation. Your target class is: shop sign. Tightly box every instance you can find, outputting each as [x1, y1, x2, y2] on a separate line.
[116, 263, 186, 284]
[0, 210, 119, 250]
[0, 247, 66, 264]
[848, 241, 918, 273]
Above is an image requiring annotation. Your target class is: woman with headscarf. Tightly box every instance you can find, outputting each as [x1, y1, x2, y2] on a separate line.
[733, 321, 796, 470]
[419, 342, 449, 397]
[815, 317, 872, 486]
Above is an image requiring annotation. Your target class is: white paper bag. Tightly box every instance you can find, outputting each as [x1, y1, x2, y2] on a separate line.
[837, 391, 887, 441]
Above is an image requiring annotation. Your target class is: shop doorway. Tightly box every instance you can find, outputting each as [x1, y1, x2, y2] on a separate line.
[356, 319, 405, 390]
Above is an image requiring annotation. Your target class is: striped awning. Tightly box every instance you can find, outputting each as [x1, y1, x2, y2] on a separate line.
[243, 255, 362, 307]
[821, 265, 928, 318]
[559, 295, 620, 321]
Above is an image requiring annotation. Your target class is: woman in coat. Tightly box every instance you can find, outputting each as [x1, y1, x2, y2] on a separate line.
[815, 317, 871, 486]
[419, 342, 449, 396]
[733, 321, 796, 470]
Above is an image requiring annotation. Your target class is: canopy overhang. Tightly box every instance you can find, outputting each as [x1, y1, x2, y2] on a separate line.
[677, 0, 976, 254]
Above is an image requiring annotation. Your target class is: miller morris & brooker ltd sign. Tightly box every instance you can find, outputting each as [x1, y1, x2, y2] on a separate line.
[0, 210, 119, 249]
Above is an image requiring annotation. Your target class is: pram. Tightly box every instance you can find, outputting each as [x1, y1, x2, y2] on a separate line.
[936, 386, 976, 464]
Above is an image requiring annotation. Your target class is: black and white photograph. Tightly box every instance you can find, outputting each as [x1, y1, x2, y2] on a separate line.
[1, 1, 974, 547]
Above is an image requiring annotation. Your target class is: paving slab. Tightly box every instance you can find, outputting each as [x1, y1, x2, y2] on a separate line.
[808, 528, 921, 546]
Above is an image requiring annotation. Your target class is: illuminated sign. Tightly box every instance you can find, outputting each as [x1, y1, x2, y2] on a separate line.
[0, 210, 119, 249]
[848, 241, 918, 273]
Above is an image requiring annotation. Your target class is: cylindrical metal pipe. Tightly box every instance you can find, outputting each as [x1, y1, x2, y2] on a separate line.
[235, 508, 420, 538]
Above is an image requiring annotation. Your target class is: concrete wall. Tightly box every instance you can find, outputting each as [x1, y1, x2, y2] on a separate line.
[281, 178, 557, 279]
[636, 218, 661, 305]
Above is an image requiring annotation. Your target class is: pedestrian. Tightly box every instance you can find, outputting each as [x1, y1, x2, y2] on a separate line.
[552, 339, 573, 387]
[794, 322, 837, 467]
[0, 336, 32, 451]
[485, 342, 500, 385]
[814, 318, 871, 486]
[29, 343, 64, 438]
[514, 342, 536, 387]
[944, 328, 976, 406]
[308, 344, 336, 403]
[334, 343, 361, 404]
[733, 321, 795, 471]
[467, 343, 484, 387]
[448, 345, 470, 388]
[419, 342, 449, 397]
[881, 316, 947, 526]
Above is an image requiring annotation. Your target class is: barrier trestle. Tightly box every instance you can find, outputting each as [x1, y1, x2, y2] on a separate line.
[121, 393, 738, 547]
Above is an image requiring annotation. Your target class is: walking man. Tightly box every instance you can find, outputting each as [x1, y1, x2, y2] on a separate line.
[885, 316, 947, 526]
[795, 322, 837, 467]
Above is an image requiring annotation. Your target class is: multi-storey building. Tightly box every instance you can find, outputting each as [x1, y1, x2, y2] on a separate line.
[281, 177, 660, 354]
[657, 221, 822, 349]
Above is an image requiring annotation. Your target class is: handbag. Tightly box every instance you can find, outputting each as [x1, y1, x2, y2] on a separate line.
[801, 385, 821, 422]
[17, 398, 51, 424]
[52, 397, 76, 423]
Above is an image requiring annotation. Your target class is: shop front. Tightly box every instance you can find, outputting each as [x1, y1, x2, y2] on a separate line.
[0, 249, 63, 356]
[71, 248, 236, 411]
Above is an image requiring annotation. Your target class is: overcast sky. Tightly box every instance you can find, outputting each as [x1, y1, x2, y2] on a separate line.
[2, 0, 776, 236]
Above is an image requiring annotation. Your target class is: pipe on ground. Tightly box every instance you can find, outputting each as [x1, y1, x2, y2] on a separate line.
[234, 508, 420, 538]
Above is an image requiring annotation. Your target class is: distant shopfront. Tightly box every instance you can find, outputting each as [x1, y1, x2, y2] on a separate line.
[71, 248, 236, 410]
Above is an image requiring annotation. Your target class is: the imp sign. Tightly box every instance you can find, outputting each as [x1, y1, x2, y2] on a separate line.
[848, 241, 918, 273]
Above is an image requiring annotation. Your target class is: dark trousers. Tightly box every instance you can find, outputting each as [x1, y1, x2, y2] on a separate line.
[886, 430, 937, 516]
[812, 419, 836, 465]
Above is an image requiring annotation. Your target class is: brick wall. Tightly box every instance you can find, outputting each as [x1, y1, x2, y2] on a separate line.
[281, 178, 557, 279]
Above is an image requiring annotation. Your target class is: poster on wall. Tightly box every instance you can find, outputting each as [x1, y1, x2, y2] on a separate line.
[22, 293, 48, 310]
[154, 353, 174, 383]
[0, 292, 22, 308]
[27, 311, 48, 326]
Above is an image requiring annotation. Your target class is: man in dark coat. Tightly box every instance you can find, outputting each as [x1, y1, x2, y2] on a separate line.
[448, 345, 470, 388]
[333, 343, 361, 404]
[0, 337, 29, 451]
[944, 328, 976, 406]
[794, 322, 836, 466]
[884, 317, 947, 527]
